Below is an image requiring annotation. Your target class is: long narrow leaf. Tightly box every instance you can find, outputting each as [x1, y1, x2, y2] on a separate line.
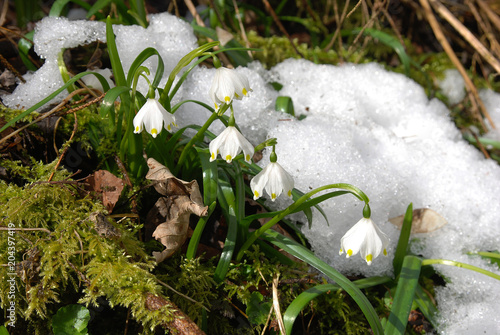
[392, 203, 413, 277]
[284, 276, 391, 335]
[263, 230, 384, 335]
[18, 31, 37, 71]
[213, 170, 237, 283]
[100, 86, 130, 121]
[49, 0, 93, 17]
[86, 0, 111, 19]
[348, 28, 411, 76]
[386, 255, 422, 335]
[414, 284, 439, 329]
[186, 201, 216, 260]
[106, 17, 126, 87]
[126, 47, 165, 88]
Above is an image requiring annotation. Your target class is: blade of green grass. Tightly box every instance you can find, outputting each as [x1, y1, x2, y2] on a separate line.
[18, 31, 37, 71]
[284, 276, 391, 335]
[213, 170, 237, 283]
[385, 255, 422, 335]
[392, 203, 413, 277]
[126, 47, 164, 89]
[263, 230, 384, 335]
[49, 0, 94, 17]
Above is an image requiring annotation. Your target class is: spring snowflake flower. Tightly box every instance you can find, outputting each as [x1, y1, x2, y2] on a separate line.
[209, 67, 252, 110]
[250, 162, 294, 202]
[339, 217, 389, 265]
[209, 126, 254, 163]
[133, 99, 176, 138]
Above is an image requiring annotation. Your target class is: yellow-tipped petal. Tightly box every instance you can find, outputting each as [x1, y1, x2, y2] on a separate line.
[347, 249, 353, 257]
[242, 88, 248, 96]
[225, 155, 232, 162]
[366, 254, 373, 264]
[383, 249, 387, 256]
[224, 96, 231, 102]
[151, 128, 158, 135]
[254, 190, 259, 198]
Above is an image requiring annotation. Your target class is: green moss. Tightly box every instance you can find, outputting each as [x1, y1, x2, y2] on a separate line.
[0, 161, 173, 334]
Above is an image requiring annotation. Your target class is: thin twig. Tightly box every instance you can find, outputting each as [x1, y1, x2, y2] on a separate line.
[48, 111, 78, 182]
[272, 273, 286, 335]
[156, 278, 210, 311]
[261, 0, 305, 58]
[476, 0, 500, 33]
[232, 0, 253, 59]
[0, 0, 8, 26]
[419, 0, 493, 130]
[184, 0, 205, 27]
[0, 89, 101, 146]
[0, 53, 25, 83]
[429, 0, 500, 75]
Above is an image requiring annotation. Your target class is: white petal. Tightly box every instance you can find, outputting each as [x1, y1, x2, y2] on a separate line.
[339, 218, 389, 264]
[250, 164, 272, 200]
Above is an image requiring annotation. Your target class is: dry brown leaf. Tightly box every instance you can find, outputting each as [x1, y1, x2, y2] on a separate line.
[389, 208, 447, 234]
[85, 170, 124, 213]
[146, 158, 208, 263]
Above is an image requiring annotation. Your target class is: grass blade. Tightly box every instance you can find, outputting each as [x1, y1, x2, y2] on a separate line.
[213, 170, 237, 283]
[386, 255, 422, 335]
[392, 203, 413, 277]
[284, 276, 391, 335]
[263, 230, 384, 335]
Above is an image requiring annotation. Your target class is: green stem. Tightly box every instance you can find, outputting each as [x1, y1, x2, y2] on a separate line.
[422, 259, 500, 281]
[175, 105, 228, 173]
[236, 183, 369, 261]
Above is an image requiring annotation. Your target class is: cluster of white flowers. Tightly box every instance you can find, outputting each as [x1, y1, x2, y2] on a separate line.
[133, 64, 388, 265]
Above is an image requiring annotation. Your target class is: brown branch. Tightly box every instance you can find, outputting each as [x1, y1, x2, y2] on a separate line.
[145, 293, 206, 335]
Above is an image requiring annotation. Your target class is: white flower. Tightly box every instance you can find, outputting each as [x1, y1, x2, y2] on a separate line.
[339, 217, 389, 265]
[209, 67, 252, 110]
[133, 99, 176, 138]
[250, 162, 294, 201]
[209, 126, 254, 163]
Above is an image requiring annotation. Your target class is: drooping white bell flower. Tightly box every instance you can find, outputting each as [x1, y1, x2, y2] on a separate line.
[250, 162, 294, 202]
[339, 217, 389, 265]
[209, 67, 252, 110]
[209, 126, 254, 163]
[133, 99, 176, 138]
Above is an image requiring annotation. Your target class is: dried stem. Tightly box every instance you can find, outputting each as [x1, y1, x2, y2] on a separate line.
[419, 0, 493, 130]
[430, 0, 500, 75]
[261, 0, 305, 58]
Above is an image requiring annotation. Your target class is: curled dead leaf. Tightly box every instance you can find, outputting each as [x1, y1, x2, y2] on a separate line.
[389, 208, 447, 234]
[146, 158, 208, 263]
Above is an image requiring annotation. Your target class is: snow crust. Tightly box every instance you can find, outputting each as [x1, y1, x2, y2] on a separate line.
[3, 12, 500, 334]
